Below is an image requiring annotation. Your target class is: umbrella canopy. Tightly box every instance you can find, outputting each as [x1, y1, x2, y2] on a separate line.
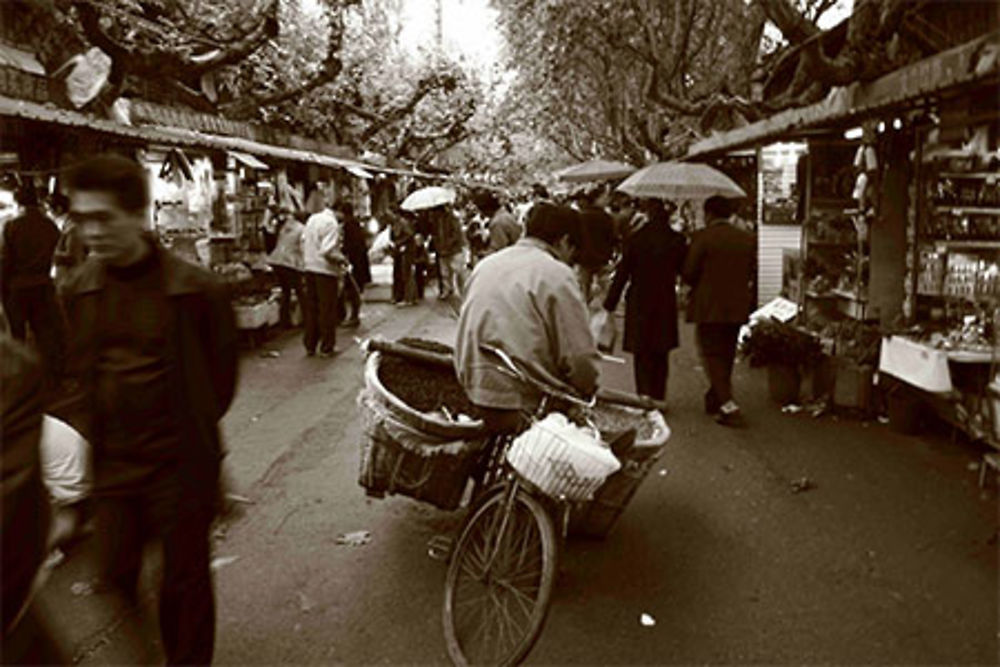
[616, 162, 746, 200]
[554, 159, 637, 183]
[400, 186, 456, 211]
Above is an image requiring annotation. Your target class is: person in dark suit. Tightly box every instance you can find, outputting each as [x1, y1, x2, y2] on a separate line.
[603, 198, 687, 402]
[683, 196, 755, 427]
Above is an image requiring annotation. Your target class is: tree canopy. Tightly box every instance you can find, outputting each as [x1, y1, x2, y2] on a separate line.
[14, 0, 484, 166]
[491, 0, 963, 165]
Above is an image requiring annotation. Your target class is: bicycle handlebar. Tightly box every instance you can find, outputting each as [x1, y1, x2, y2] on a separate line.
[479, 344, 596, 410]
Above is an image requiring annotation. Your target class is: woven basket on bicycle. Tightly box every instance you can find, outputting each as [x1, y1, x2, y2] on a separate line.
[568, 403, 670, 538]
[506, 413, 621, 502]
[357, 352, 487, 511]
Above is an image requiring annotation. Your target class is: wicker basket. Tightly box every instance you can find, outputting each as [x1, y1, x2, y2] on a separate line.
[506, 415, 620, 502]
[357, 388, 483, 510]
[569, 407, 669, 539]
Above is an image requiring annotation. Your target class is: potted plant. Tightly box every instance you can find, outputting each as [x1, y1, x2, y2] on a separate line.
[830, 321, 881, 411]
[740, 318, 825, 405]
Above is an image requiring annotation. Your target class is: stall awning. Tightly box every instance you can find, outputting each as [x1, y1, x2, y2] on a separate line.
[0, 94, 382, 176]
[687, 30, 1000, 159]
[229, 150, 269, 170]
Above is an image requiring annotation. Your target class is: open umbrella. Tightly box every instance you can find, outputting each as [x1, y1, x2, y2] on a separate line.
[554, 159, 637, 183]
[401, 186, 456, 211]
[616, 162, 745, 200]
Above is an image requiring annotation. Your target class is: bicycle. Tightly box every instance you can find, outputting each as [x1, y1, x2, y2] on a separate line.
[442, 345, 603, 666]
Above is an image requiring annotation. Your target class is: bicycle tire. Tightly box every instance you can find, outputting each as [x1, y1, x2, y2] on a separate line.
[443, 486, 557, 666]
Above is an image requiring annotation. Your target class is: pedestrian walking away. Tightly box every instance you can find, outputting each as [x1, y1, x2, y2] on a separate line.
[59, 154, 238, 665]
[430, 204, 467, 301]
[336, 202, 371, 327]
[1, 182, 65, 386]
[473, 191, 521, 254]
[574, 185, 618, 305]
[266, 207, 305, 329]
[603, 198, 687, 403]
[301, 192, 347, 356]
[683, 195, 755, 427]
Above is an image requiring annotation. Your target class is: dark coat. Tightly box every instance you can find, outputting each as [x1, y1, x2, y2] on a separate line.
[342, 219, 372, 287]
[60, 245, 238, 511]
[576, 205, 616, 269]
[682, 220, 755, 323]
[1, 335, 47, 632]
[603, 218, 687, 354]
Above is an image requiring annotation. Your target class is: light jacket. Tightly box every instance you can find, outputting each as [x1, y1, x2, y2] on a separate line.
[267, 218, 304, 271]
[302, 208, 345, 276]
[455, 238, 600, 411]
[487, 208, 521, 253]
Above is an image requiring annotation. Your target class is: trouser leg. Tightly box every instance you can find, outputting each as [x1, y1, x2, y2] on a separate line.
[158, 511, 215, 666]
[273, 267, 292, 326]
[302, 272, 319, 353]
[345, 275, 361, 320]
[391, 250, 404, 303]
[94, 498, 144, 605]
[633, 348, 669, 401]
[4, 289, 27, 340]
[316, 274, 339, 353]
[697, 324, 739, 407]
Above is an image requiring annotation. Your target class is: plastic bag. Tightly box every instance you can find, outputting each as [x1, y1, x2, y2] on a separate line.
[590, 309, 617, 353]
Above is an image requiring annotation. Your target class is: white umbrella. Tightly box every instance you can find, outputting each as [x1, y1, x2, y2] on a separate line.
[401, 186, 456, 211]
[554, 159, 637, 183]
[616, 162, 746, 200]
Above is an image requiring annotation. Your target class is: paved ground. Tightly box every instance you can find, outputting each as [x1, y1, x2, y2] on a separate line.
[24, 277, 1000, 665]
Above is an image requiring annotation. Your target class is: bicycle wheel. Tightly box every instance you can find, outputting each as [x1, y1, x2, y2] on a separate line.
[443, 486, 557, 666]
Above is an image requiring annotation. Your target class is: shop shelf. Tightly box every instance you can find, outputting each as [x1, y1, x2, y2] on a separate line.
[934, 205, 1000, 215]
[923, 239, 1000, 249]
[938, 172, 1000, 179]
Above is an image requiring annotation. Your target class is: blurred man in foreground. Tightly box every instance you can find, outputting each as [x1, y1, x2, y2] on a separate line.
[61, 154, 237, 664]
[455, 202, 600, 434]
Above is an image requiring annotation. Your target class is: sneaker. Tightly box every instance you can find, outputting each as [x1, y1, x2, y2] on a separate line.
[715, 403, 746, 428]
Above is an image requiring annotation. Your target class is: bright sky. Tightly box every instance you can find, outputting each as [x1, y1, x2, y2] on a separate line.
[397, 0, 502, 73]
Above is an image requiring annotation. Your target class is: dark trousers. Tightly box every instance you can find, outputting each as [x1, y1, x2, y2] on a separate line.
[633, 348, 670, 401]
[3, 283, 64, 382]
[696, 323, 741, 408]
[391, 246, 415, 303]
[339, 273, 361, 322]
[303, 272, 339, 354]
[94, 490, 215, 665]
[271, 265, 303, 328]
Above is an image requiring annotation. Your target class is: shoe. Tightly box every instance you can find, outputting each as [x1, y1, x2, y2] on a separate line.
[715, 405, 746, 428]
[318, 349, 338, 358]
[305, 349, 316, 357]
[343, 318, 360, 328]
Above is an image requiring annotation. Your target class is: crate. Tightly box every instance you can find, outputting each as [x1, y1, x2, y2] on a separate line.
[569, 406, 669, 539]
[832, 358, 874, 411]
[568, 445, 663, 539]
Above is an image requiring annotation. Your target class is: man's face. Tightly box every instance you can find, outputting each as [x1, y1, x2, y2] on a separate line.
[69, 190, 146, 266]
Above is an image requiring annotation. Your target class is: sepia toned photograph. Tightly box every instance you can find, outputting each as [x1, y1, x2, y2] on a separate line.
[1, 0, 998, 664]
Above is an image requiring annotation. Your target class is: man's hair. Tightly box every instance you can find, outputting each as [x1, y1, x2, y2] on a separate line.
[473, 191, 500, 215]
[525, 202, 581, 248]
[704, 195, 734, 220]
[65, 154, 150, 212]
[14, 182, 39, 207]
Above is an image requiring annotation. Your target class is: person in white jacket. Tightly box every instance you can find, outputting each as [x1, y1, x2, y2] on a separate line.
[300, 192, 346, 357]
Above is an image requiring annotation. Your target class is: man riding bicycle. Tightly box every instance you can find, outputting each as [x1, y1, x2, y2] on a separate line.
[454, 202, 602, 437]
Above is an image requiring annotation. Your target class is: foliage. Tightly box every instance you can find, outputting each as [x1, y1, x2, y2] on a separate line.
[15, 0, 484, 165]
[740, 318, 825, 369]
[491, 0, 954, 163]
